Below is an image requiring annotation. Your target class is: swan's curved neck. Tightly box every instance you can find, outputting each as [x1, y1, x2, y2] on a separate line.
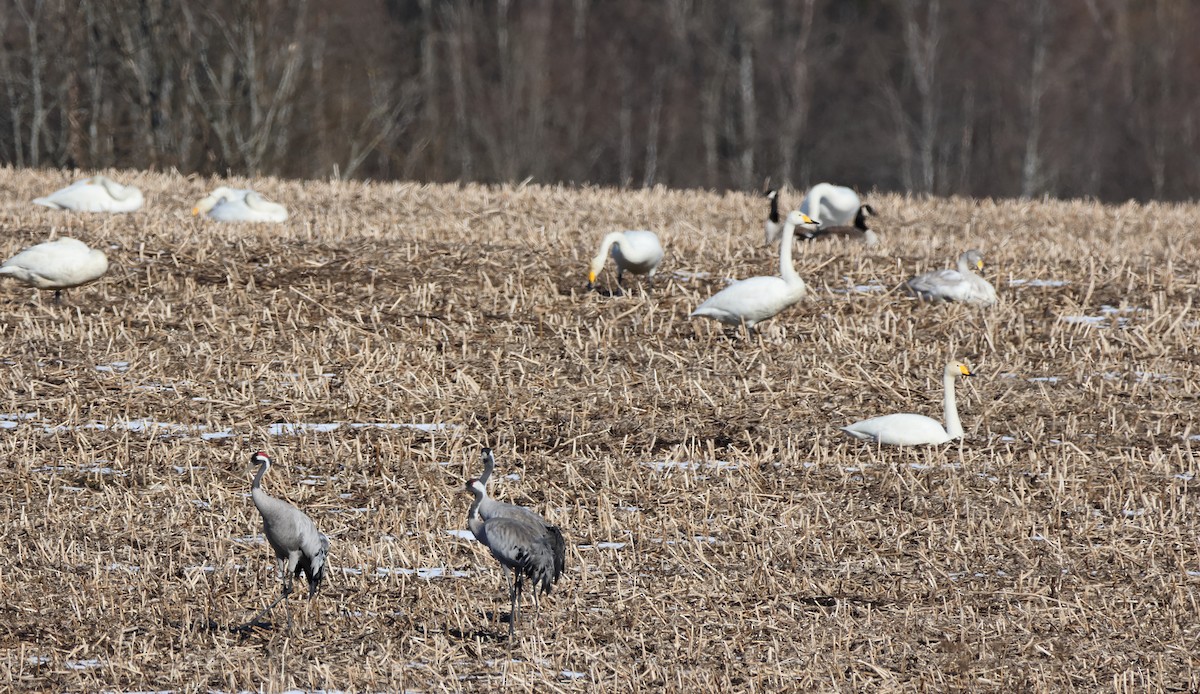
[98, 178, 133, 200]
[595, 232, 624, 262]
[808, 192, 825, 223]
[943, 372, 963, 439]
[957, 256, 974, 275]
[778, 222, 805, 289]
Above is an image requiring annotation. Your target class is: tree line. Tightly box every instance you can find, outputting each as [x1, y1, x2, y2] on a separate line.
[0, 0, 1195, 202]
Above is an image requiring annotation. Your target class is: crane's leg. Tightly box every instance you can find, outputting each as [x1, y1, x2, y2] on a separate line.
[615, 270, 625, 296]
[497, 566, 513, 624]
[237, 563, 291, 630]
[239, 592, 287, 629]
[508, 577, 523, 637]
[53, 290, 63, 305]
[282, 564, 297, 631]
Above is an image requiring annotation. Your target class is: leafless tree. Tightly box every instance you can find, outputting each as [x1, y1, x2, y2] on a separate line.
[0, 0, 1194, 200]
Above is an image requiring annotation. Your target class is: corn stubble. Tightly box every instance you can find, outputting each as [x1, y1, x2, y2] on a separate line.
[0, 169, 1197, 692]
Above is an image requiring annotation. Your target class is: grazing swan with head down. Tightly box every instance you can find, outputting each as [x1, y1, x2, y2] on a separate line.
[841, 360, 973, 446]
[587, 230, 664, 292]
[0, 237, 109, 302]
[33, 176, 143, 213]
[193, 187, 289, 222]
[691, 210, 820, 330]
[797, 183, 861, 227]
[905, 249, 997, 306]
[797, 204, 879, 246]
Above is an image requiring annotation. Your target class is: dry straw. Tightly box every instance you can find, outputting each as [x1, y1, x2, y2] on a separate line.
[0, 169, 1197, 691]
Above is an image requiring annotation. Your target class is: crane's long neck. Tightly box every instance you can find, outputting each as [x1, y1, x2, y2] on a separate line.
[479, 451, 496, 485]
[854, 206, 869, 230]
[251, 459, 287, 518]
[768, 193, 780, 223]
[943, 371, 963, 439]
[252, 459, 269, 490]
[466, 489, 486, 536]
[778, 221, 805, 290]
[474, 486, 504, 518]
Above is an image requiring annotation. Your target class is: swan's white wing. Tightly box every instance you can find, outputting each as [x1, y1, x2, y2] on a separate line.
[840, 413, 950, 446]
[612, 230, 663, 274]
[0, 238, 105, 288]
[691, 276, 801, 326]
[209, 192, 287, 222]
[33, 179, 141, 212]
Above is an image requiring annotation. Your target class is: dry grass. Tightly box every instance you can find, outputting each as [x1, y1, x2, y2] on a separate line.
[0, 167, 1198, 692]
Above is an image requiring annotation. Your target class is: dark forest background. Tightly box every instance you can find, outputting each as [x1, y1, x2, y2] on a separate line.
[0, 0, 1196, 201]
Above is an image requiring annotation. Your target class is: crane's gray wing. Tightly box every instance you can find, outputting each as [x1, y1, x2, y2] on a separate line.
[480, 517, 562, 594]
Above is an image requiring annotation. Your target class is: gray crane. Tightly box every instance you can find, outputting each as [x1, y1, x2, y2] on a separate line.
[240, 451, 329, 630]
[462, 449, 566, 635]
[473, 448, 567, 587]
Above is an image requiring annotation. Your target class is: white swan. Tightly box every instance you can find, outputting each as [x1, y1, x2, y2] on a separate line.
[797, 204, 879, 246]
[0, 237, 109, 302]
[691, 210, 820, 329]
[193, 187, 288, 222]
[587, 230, 664, 292]
[841, 360, 973, 446]
[905, 249, 997, 306]
[33, 176, 143, 213]
[764, 189, 784, 245]
[797, 183, 861, 226]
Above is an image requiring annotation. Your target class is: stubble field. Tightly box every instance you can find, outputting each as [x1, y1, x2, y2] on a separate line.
[0, 167, 1198, 692]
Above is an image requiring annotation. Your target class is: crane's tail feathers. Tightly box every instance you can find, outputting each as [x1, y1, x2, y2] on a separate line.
[302, 536, 331, 598]
[547, 525, 566, 582]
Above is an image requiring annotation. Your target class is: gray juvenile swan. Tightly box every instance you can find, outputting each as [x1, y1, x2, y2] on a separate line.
[905, 250, 997, 306]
